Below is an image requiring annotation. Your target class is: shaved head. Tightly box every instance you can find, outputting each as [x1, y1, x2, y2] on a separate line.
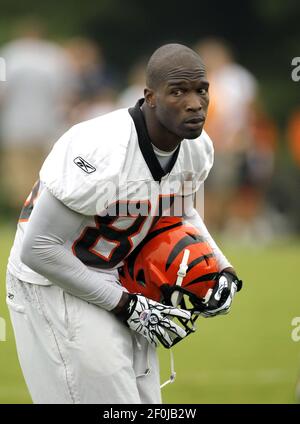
[141, 43, 209, 148]
[146, 43, 206, 89]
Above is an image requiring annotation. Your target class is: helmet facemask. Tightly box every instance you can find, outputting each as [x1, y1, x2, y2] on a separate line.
[158, 247, 215, 345]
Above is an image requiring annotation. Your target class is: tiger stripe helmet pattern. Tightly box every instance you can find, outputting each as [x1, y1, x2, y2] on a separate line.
[118, 216, 219, 313]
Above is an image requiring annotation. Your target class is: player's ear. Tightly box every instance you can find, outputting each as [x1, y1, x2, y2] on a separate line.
[144, 88, 156, 109]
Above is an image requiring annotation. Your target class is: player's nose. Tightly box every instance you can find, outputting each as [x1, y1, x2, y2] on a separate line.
[185, 92, 202, 112]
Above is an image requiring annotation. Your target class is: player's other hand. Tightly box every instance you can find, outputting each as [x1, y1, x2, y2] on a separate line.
[115, 293, 192, 348]
[200, 270, 243, 318]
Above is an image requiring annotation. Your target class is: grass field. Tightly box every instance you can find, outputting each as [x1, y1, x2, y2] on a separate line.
[1, 223, 300, 404]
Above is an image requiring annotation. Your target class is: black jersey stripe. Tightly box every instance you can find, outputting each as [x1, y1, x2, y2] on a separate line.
[128, 99, 180, 182]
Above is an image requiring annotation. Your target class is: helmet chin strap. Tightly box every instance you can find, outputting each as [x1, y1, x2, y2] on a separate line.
[161, 249, 191, 390]
[171, 249, 190, 307]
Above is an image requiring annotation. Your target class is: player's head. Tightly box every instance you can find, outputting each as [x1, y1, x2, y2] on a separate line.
[119, 216, 218, 321]
[144, 43, 209, 140]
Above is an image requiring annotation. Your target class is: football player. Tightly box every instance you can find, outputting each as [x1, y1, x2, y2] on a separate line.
[6, 43, 242, 404]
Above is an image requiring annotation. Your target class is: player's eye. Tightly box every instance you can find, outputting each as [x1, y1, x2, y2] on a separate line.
[171, 89, 184, 96]
[198, 88, 208, 95]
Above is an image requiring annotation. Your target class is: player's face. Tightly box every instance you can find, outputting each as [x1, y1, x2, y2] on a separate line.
[153, 66, 209, 140]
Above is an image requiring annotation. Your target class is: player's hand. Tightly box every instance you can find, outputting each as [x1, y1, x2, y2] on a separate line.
[116, 293, 192, 348]
[200, 270, 243, 318]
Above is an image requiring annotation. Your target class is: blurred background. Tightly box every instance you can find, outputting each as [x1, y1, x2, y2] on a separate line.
[0, 0, 299, 404]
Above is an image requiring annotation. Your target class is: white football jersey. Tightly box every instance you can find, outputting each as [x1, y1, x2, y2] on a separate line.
[8, 99, 214, 285]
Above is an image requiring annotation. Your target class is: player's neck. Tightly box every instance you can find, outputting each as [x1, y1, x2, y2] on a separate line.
[141, 104, 182, 152]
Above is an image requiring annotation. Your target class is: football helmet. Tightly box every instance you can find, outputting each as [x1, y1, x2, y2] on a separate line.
[118, 216, 219, 337]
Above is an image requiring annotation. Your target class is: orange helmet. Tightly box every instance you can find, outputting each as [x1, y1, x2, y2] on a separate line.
[119, 216, 219, 314]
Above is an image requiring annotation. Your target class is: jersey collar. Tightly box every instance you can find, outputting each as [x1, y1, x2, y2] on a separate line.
[128, 99, 180, 182]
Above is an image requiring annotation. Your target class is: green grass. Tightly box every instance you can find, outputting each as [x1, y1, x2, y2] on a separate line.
[1, 224, 300, 404]
[0, 224, 32, 404]
[160, 239, 300, 403]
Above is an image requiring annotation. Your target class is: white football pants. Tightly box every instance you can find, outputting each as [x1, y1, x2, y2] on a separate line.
[6, 271, 161, 404]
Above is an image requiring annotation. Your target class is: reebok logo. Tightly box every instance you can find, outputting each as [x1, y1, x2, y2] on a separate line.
[74, 157, 96, 174]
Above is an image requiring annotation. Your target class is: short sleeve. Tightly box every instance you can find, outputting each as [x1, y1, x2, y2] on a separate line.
[40, 112, 130, 215]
